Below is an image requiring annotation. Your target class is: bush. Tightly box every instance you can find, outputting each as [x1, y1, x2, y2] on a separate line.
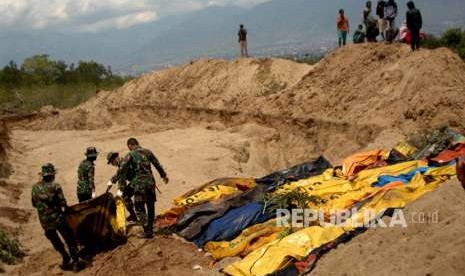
[422, 28, 465, 60]
[0, 229, 25, 265]
[422, 34, 443, 49]
[441, 28, 464, 48]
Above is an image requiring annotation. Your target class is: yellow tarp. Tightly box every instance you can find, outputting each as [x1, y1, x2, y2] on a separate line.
[224, 165, 456, 276]
[173, 178, 256, 207]
[223, 225, 346, 276]
[204, 219, 288, 260]
[275, 161, 428, 201]
[345, 166, 455, 228]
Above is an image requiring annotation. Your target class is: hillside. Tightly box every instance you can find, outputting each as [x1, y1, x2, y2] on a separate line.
[21, 44, 465, 162]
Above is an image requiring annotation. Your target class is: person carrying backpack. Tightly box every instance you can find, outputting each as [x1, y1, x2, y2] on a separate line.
[238, 24, 248, 58]
[366, 16, 379, 42]
[406, 1, 423, 51]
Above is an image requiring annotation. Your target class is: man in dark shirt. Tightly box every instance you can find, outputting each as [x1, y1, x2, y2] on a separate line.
[238, 24, 248, 58]
[376, 0, 387, 40]
[406, 1, 423, 51]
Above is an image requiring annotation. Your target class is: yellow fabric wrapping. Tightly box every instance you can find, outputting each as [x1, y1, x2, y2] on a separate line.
[341, 149, 386, 177]
[204, 219, 288, 260]
[275, 161, 427, 200]
[223, 226, 346, 276]
[111, 196, 127, 237]
[393, 141, 418, 158]
[173, 178, 256, 207]
[224, 164, 455, 276]
[344, 167, 454, 228]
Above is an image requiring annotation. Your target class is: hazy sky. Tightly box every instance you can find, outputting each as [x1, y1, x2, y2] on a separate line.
[0, 0, 270, 32]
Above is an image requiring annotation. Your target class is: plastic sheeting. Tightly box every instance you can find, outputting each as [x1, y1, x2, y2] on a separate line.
[204, 219, 287, 260]
[429, 143, 465, 165]
[192, 202, 274, 247]
[66, 193, 126, 247]
[341, 150, 386, 177]
[255, 156, 332, 190]
[173, 178, 256, 207]
[373, 167, 429, 187]
[176, 185, 269, 240]
[223, 226, 346, 276]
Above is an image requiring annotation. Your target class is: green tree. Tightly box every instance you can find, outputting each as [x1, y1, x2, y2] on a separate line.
[21, 54, 60, 85]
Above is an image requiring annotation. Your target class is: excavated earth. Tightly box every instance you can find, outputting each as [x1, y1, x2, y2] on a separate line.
[1, 43, 465, 275]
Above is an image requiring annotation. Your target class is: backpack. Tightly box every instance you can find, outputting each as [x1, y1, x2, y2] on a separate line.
[385, 27, 398, 43]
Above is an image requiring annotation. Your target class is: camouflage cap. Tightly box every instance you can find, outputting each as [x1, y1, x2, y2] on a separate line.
[106, 152, 119, 164]
[40, 163, 56, 176]
[85, 147, 98, 157]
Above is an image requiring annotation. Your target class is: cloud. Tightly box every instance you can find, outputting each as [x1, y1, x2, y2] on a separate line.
[0, 0, 271, 32]
[76, 11, 158, 32]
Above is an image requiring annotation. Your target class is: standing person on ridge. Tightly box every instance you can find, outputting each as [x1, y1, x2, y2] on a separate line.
[363, 1, 372, 30]
[337, 9, 350, 47]
[238, 24, 248, 58]
[32, 163, 85, 271]
[384, 0, 398, 29]
[77, 147, 98, 203]
[376, 0, 387, 41]
[118, 138, 169, 239]
[406, 1, 423, 51]
[106, 151, 138, 223]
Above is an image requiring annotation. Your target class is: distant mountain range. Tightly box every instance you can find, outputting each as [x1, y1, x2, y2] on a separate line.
[1, 0, 464, 73]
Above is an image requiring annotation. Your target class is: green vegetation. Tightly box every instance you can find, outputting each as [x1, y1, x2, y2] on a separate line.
[0, 229, 24, 265]
[0, 55, 133, 114]
[423, 28, 465, 59]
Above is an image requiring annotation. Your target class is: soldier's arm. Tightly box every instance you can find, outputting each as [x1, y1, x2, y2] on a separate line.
[89, 163, 95, 192]
[31, 186, 37, 208]
[149, 150, 167, 178]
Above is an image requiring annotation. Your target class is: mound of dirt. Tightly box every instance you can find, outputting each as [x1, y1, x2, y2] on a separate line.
[0, 121, 10, 178]
[16, 44, 465, 164]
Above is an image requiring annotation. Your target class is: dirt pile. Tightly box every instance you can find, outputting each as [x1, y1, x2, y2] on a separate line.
[16, 44, 465, 164]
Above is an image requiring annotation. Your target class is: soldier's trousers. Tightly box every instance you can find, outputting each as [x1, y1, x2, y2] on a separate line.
[134, 186, 156, 234]
[77, 193, 92, 203]
[44, 223, 79, 263]
[122, 185, 137, 220]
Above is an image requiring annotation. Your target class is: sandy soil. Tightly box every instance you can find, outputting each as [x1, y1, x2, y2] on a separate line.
[1, 43, 465, 275]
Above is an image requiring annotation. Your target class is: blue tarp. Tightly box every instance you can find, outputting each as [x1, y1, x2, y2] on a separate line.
[373, 167, 429, 187]
[192, 202, 273, 247]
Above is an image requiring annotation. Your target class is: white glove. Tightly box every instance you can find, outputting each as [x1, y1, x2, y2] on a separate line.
[116, 189, 123, 197]
[107, 181, 113, 187]
[92, 192, 96, 198]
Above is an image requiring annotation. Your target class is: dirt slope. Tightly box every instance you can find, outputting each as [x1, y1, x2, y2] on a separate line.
[3, 43, 465, 275]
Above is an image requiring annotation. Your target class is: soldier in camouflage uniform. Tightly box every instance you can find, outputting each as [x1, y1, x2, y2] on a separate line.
[106, 151, 138, 222]
[77, 147, 98, 202]
[118, 138, 169, 239]
[31, 163, 84, 271]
